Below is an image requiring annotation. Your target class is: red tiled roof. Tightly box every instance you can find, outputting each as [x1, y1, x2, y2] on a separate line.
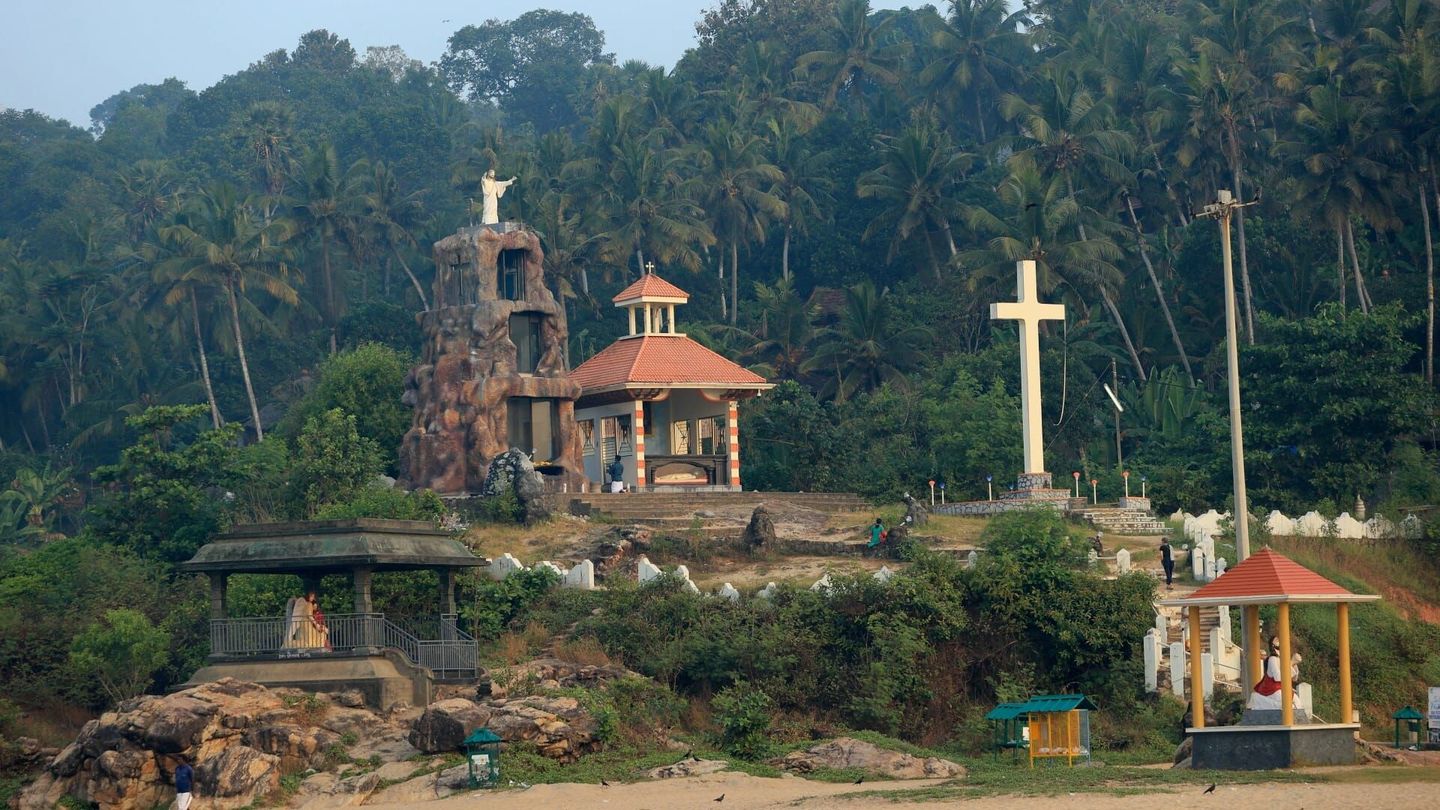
[1167, 548, 1376, 605]
[612, 274, 691, 303]
[571, 335, 769, 390]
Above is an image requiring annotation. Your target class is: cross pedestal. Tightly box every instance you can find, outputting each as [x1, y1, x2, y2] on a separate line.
[991, 260, 1071, 502]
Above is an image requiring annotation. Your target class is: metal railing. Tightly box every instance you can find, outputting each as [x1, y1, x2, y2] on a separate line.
[209, 613, 477, 680]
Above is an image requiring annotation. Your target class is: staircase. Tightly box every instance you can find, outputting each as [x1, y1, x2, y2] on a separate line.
[568, 491, 871, 526]
[1077, 506, 1168, 536]
[1154, 604, 1244, 691]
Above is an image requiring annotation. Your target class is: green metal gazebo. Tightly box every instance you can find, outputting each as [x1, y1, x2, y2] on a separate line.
[1393, 706, 1425, 749]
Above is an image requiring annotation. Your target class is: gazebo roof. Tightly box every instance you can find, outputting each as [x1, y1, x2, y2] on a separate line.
[180, 519, 486, 575]
[1158, 548, 1381, 607]
[612, 274, 691, 305]
[1018, 694, 1098, 713]
[571, 334, 772, 393]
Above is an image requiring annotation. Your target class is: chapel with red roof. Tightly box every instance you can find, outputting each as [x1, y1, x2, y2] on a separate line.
[571, 272, 773, 490]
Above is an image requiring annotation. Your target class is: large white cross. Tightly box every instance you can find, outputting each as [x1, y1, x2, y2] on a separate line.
[990, 260, 1065, 474]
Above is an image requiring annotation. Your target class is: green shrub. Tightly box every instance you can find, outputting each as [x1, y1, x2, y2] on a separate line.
[712, 681, 775, 760]
[312, 486, 445, 521]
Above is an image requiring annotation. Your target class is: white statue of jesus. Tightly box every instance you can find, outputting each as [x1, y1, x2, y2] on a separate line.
[480, 169, 517, 225]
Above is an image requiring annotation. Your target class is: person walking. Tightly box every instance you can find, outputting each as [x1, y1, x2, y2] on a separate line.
[173, 754, 194, 810]
[1159, 539, 1174, 588]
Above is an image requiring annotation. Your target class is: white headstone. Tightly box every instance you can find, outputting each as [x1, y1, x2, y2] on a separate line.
[1156, 613, 1168, 636]
[873, 565, 896, 583]
[1295, 511, 1328, 537]
[756, 582, 778, 600]
[1334, 512, 1364, 539]
[1201, 652, 1214, 699]
[1265, 510, 1295, 536]
[637, 555, 662, 583]
[1192, 546, 1206, 579]
[1169, 641, 1186, 699]
[1170, 510, 1187, 523]
[537, 560, 565, 580]
[1209, 628, 1224, 667]
[1115, 548, 1131, 574]
[489, 553, 525, 581]
[1215, 557, 1227, 577]
[1204, 554, 1217, 583]
[1144, 629, 1160, 692]
[1087, 549, 1099, 567]
[990, 260, 1065, 475]
[966, 550, 979, 569]
[563, 559, 595, 590]
[1298, 682, 1313, 716]
[1364, 516, 1394, 539]
[1217, 606, 1231, 644]
[674, 564, 700, 594]
[811, 574, 834, 593]
[717, 582, 740, 603]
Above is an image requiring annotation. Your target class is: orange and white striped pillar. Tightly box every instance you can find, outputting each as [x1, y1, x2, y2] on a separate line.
[633, 399, 647, 491]
[727, 400, 741, 491]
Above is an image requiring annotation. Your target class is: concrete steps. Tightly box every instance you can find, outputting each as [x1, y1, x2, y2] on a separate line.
[1078, 506, 1168, 535]
[569, 492, 871, 524]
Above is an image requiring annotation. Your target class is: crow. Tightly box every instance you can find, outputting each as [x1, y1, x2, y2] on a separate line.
[679, 749, 694, 763]
[714, 793, 726, 802]
[600, 779, 610, 787]
[853, 776, 864, 785]
[1203, 783, 1217, 794]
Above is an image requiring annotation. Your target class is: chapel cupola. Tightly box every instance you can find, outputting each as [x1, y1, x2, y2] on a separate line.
[612, 266, 691, 337]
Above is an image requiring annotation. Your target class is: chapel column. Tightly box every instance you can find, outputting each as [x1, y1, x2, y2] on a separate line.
[726, 400, 741, 491]
[632, 400, 647, 491]
[1243, 604, 1262, 688]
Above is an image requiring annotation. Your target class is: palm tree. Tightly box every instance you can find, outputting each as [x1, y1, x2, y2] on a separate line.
[795, 0, 907, 111]
[360, 160, 430, 310]
[768, 116, 834, 282]
[589, 135, 714, 278]
[160, 183, 296, 441]
[1273, 81, 1396, 315]
[291, 141, 364, 353]
[919, 0, 1029, 144]
[1001, 67, 1146, 378]
[744, 277, 816, 380]
[1187, 0, 1302, 342]
[856, 109, 972, 279]
[237, 101, 298, 216]
[803, 281, 932, 402]
[696, 118, 787, 324]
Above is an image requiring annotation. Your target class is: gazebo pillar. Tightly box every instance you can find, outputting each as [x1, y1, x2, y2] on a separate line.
[1337, 602, 1352, 724]
[1188, 606, 1204, 728]
[352, 566, 374, 614]
[208, 573, 228, 620]
[1277, 602, 1294, 726]
[726, 400, 741, 491]
[1243, 604, 1262, 688]
[437, 567, 457, 616]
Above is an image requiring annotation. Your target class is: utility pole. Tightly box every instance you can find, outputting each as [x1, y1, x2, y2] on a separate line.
[1199, 189, 1262, 692]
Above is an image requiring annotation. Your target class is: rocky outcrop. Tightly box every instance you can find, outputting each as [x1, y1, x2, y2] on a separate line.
[14, 679, 390, 810]
[399, 226, 585, 495]
[406, 695, 601, 763]
[775, 737, 966, 779]
[648, 757, 730, 779]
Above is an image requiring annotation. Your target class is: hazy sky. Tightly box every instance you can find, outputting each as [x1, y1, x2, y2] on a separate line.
[2, 0, 920, 129]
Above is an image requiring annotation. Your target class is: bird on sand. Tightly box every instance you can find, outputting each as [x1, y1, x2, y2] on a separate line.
[1203, 784, 1217, 794]
[853, 776, 864, 784]
[714, 793, 725, 802]
[600, 779, 610, 787]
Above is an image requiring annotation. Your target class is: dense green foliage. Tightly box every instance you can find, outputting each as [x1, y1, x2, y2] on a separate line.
[2, 0, 1438, 514]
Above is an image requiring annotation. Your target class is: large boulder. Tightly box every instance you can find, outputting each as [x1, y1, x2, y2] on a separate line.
[13, 679, 392, 810]
[407, 699, 492, 754]
[775, 737, 965, 779]
[481, 449, 550, 524]
[485, 696, 601, 764]
[742, 504, 776, 550]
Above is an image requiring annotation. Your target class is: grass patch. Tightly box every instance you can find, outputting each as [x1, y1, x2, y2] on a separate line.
[1323, 765, 1440, 784]
[498, 743, 693, 785]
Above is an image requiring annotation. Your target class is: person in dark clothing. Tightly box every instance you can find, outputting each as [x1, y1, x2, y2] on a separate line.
[607, 455, 624, 493]
[1159, 539, 1174, 588]
[173, 754, 194, 810]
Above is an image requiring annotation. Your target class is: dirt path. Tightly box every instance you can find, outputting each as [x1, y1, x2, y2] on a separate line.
[361, 772, 1438, 810]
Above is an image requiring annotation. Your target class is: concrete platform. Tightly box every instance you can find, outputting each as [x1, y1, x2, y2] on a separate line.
[184, 653, 433, 710]
[1189, 723, 1359, 769]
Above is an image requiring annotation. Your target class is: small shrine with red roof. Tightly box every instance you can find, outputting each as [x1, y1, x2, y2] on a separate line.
[571, 272, 773, 490]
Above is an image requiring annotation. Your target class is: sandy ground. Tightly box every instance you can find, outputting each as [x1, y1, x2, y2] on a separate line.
[361, 771, 1439, 810]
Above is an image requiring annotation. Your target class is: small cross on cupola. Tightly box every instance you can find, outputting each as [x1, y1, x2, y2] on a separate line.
[611, 269, 691, 338]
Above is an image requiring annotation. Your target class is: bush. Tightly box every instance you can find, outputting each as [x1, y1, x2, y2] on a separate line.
[278, 343, 413, 472]
[312, 486, 445, 521]
[68, 609, 170, 706]
[712, 681, 775, 760]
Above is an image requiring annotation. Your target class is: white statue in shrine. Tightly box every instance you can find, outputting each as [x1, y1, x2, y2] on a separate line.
[1247, 636, 1301, 710]
[480, 169, 517, 225]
